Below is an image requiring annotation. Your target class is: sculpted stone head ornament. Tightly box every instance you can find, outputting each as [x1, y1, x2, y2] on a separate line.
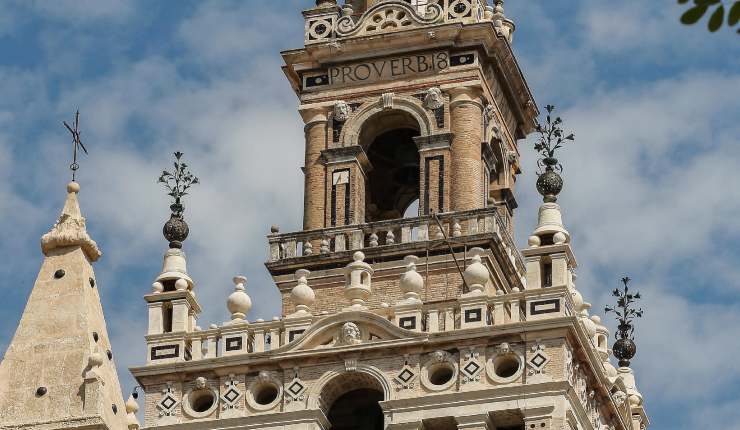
[341, 322, 362, 345]
[334, 101, 350, 122]
[423, 87, 444, 110]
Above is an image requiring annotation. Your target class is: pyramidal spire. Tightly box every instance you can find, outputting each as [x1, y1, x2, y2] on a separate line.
[0, 181, 127, 429]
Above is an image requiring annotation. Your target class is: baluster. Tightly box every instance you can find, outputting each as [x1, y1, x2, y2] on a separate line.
[386, 230, 395, 245]
[427, 309, 440, 333]
[418, 223, 429, 241]
[191, 331, 203, 360]
[285, 240, 297, 258]
[401, 225, 412, 243]
[444, 307, 455, 331]
[320, 238, 330, 254]
[335, 234, 346, 252]
[253, 328, 266, 352]
[303, 241, 313, 256]
[369, 232, 379, 247]
[269, 325, 282, 350]
[452, 220, 462, 237]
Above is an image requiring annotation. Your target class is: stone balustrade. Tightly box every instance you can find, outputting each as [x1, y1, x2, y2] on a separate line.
[267, 207, 524, 276]
[147, 285, 574, 364]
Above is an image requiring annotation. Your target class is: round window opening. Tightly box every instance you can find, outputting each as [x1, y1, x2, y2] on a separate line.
[190, 391, 216, 413]
[494, 355, 521, 379]
[429, 365, 454, 386]
[255, 385, 279, 406]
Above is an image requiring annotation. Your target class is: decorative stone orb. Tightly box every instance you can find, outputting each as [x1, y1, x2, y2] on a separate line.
[163, 214, 189, 248]
[629, 394, 643, 407]
[528, 235, 541, 247]
[89, 351, 104, 368]
[227, 276, 252, 319]
[175, 278, 189, 291]
[400, 255, 424, 298]
[126, 395, 139, 414]
[67, 181, 81, 193]
[291, 269, 315, 311]
[463, 248, 489, 291]
[613, 338, 637, 366]
[152, 282, 164, 293]
[536, 169, 563, 203]
[553, 231, 567, 244]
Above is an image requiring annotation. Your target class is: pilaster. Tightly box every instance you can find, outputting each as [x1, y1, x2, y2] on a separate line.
[301, 107, 330, 230]
[449, 86, 485, 211]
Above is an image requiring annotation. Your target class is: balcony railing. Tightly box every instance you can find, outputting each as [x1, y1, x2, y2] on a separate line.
[267, 207, 524, 275]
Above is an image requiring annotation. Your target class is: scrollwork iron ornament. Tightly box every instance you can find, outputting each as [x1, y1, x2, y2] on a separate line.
[604, 277, 644, 367]
[534, 104, 575, 203]
[158, 152, 199, 249]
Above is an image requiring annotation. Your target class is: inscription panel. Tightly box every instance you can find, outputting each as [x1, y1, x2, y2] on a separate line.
[329, 51, 450, 86]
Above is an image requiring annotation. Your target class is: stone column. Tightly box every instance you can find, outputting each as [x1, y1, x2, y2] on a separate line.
[456, 414, 493, 429]
[300, 107, 329, 231]
[415, 133, 453, 215]
[449, 87, 484, 211]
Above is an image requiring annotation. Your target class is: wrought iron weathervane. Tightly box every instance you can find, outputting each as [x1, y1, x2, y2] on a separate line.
[534, 104, 575, 203]
[158, 152, 199, 249]
[63, 110, 88, 182]
[605, 277, 644, 368]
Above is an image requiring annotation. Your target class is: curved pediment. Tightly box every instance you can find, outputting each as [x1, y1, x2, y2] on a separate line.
[277, 311, 426, 353]
[336, 1, 444, 38]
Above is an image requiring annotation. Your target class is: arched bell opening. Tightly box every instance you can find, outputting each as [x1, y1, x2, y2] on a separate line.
[320, 372, 385, 430]
[360, 110, 421, 223]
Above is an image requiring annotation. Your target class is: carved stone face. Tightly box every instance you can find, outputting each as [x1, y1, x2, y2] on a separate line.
[195, 377, 207, 390]
[334, 102, 351, 122]
[341, 322, 361, 344]
[423, 87, 444, 110]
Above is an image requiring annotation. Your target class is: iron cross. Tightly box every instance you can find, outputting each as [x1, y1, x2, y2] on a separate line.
[63, 110, 88, 182]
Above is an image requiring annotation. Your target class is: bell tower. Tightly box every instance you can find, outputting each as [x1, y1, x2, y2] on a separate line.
[130, 2, 649, 430]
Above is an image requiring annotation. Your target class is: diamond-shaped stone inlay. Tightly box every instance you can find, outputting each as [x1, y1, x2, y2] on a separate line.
[160, 395, 176, 410]
[288, 381, 304, 395]
[527, 342, 551, 375]
[393, 364, 418, 390]
[531, 353, 547, 368]
[398, 369, 414, 383]
[285, 376, 307, 402]
[156, 384, 179, 417]
[464, 361, 481, 376]
[224, 388, 239, 403]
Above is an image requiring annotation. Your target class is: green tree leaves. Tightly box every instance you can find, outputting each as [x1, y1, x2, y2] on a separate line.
[678, 0, 740, 33]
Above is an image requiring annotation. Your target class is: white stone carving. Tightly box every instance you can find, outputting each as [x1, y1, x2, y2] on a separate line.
[335, 2, 443, 38]
[334, 101, 350, 122]
[423, 87, 444, 110]
[382, 93, 394, 110]
[227, 276, 252, 321]
[340, 322, 362, 345]
[246, 371, 282, 411]
[421, 350, 458, 392]
[463, 247, 489, 294]
[344, 251, 373, 310]
[393, 359, 418, 391]
[399, 255, 424, 304]
[290, 269, 315, 317]
[285, 369, 307, 403]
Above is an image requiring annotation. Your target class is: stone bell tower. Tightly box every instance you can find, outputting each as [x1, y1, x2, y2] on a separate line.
[129, 2, 649, 430]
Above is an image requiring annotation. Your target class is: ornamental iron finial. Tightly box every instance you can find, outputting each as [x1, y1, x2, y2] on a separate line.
[534, 105, 575, 203]
[63, 110, 88, 182]
[604, 277, 644, 367]
[158, 152, 199, 249]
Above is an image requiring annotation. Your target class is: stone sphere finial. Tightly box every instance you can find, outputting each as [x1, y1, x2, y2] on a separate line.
[291, 269, 315, 315]
[227, 275, 252, 321]
[399, 255, 424, 303]
[463, 247, 489, 294]
[67, 181, 81, 194]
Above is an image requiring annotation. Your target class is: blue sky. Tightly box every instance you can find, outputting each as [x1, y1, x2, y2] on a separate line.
[0, 1, 738, 428]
